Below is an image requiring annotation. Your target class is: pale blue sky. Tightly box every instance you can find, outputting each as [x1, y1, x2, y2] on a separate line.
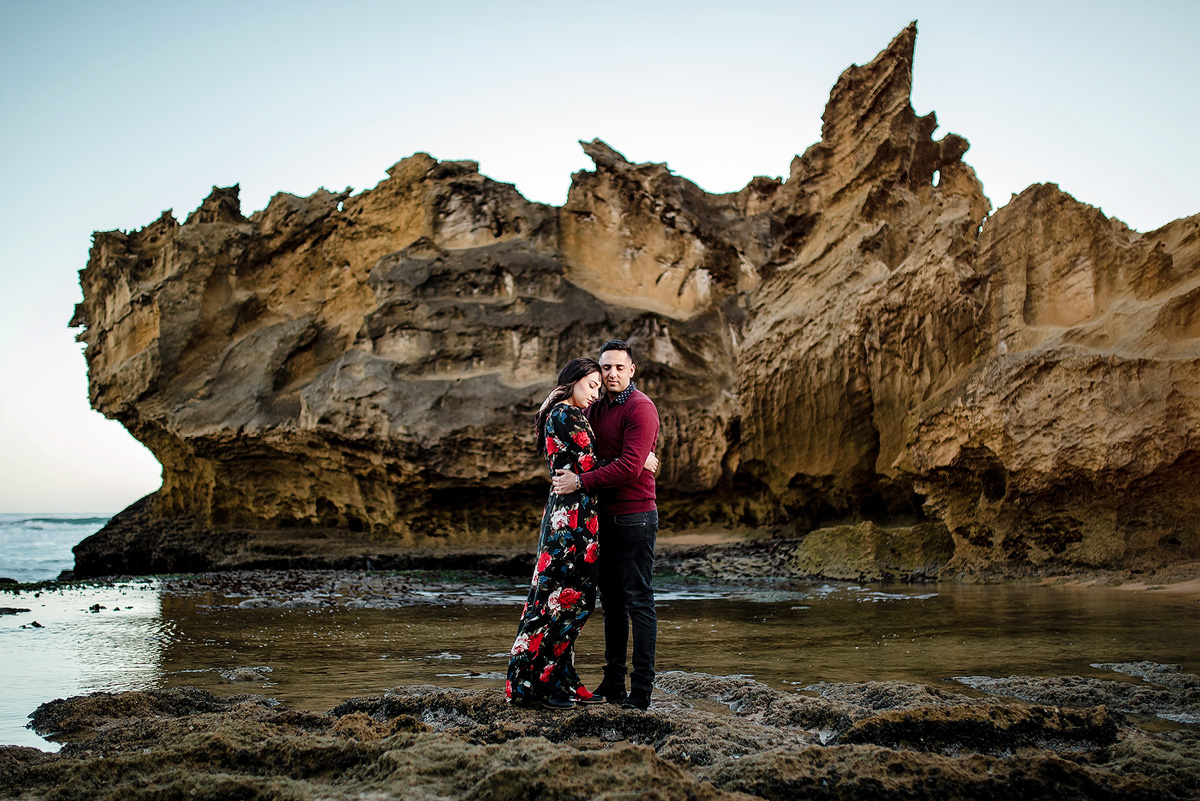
[1, 0, 1197, 512]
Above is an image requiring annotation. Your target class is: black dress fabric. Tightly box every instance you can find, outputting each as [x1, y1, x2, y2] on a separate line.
[506, 403, 600, 702]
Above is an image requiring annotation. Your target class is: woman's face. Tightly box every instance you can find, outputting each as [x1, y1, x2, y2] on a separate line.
[570, 371, 602, 408]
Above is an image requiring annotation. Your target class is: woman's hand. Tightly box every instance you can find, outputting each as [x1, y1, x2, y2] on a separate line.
[644, 451, 659, 474]
[551, 468, 578, 495]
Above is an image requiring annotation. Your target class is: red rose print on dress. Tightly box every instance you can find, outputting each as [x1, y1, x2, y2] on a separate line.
[506, 680, 512, 699]
[546, 437, 559, 455]
[553, 641, 569, 657]
[578, 453, 595, 472]
[540, 663, 554, 682]
[547, 587, 570, 612]
[536, 552, 552, 573]
[585, 541, 599, 563]
[571, 430, 590, 447]
[586, 514, 598, 535]
[567, 508, 578, 529]
[528, 631, 545, 653]
[557, 587, 582, 608]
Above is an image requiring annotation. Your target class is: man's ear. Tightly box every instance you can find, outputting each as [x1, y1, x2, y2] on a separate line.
[629, 363, 636, 379]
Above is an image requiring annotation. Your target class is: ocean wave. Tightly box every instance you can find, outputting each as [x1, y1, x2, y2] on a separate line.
[10, 516, 111, 526]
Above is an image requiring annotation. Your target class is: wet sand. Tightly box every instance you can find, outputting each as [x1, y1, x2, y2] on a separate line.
[1035, 560, 1200, 602]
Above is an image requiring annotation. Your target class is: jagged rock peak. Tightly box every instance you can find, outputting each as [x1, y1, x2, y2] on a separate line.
[185, 184, 246, 225]
[822, 21, 918, 141]
[579, 138, 635, 171]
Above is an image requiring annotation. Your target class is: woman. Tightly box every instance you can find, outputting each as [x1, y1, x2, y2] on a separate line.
[506, 357, 605, 709]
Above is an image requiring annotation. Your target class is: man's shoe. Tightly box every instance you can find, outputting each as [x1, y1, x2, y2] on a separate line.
[538, 692, 576, 711]
[591, 682, 627, 705]
[621, 689, 651, 711]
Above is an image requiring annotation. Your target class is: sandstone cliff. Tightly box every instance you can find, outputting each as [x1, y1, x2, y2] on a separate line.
[71, 23, 1200, 578]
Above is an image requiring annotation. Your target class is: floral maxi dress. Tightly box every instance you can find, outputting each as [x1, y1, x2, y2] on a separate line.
[506, 403, 600, 703]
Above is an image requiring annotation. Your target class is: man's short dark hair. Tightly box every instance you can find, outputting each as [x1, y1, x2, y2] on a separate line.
[599, 339, 634, 363]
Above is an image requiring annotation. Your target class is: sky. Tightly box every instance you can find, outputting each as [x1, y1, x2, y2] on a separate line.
[0, 0, 1197, 513]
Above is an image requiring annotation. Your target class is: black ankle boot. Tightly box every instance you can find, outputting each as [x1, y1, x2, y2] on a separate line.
[592, 681, 627, 704]
[622, 688, 651, 711]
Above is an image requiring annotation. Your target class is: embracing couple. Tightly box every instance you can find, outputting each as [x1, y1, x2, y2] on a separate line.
[505, 339, 660, 711]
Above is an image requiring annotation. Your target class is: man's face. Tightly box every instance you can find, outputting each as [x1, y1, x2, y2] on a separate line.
[599, 349, 635, 398]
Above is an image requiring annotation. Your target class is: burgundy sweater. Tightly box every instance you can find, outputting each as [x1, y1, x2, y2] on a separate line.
[579, 386, 660, 514]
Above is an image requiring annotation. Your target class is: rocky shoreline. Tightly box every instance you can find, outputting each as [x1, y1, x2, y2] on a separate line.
[3, 666, 1197, 800]
[4, 562, 1199, 798]
[52, 524, 1200, 592]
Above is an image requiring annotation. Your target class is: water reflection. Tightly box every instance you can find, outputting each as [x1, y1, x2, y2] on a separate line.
[0, 582, 166, 749]
[3, 578, 1198, 750]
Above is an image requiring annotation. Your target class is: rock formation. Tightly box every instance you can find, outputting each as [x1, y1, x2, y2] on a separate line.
[71, 23, 1200, 577]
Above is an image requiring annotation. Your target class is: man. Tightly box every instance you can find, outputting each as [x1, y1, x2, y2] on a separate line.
[551, 339, 660, 710]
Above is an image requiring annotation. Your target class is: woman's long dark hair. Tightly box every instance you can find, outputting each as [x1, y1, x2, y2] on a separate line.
[534, 357, 601, 454]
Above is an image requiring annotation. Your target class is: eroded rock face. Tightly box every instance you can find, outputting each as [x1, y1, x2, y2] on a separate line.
[900, 184, 1200, 572]
[72, 23, 1200, 576]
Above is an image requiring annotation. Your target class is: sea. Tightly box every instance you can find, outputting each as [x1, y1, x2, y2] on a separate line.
[0, 513, 110, 583]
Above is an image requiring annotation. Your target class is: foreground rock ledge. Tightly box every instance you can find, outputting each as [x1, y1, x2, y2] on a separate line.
[4, 672, 1197, 801]
[71, 22, 1200, 579]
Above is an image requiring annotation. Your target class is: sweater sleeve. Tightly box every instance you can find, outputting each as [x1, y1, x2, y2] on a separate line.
[579, 398, 658, 493]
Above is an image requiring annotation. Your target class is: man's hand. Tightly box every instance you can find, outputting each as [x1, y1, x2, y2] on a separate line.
[551, 468, 578, 495]
[554, 452, 659, 494]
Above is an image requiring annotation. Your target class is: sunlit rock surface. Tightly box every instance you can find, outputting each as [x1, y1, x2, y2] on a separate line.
[72, 23, 1200, 577]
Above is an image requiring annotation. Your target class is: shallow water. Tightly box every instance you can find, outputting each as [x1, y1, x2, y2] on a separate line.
[2, 576, 1198, 749]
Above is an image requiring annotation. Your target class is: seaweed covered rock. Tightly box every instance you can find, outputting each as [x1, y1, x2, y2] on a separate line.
[5, 674, 1199, 801]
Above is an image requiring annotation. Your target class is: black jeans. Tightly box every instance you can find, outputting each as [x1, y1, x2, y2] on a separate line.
[597, 510, 658, 694]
